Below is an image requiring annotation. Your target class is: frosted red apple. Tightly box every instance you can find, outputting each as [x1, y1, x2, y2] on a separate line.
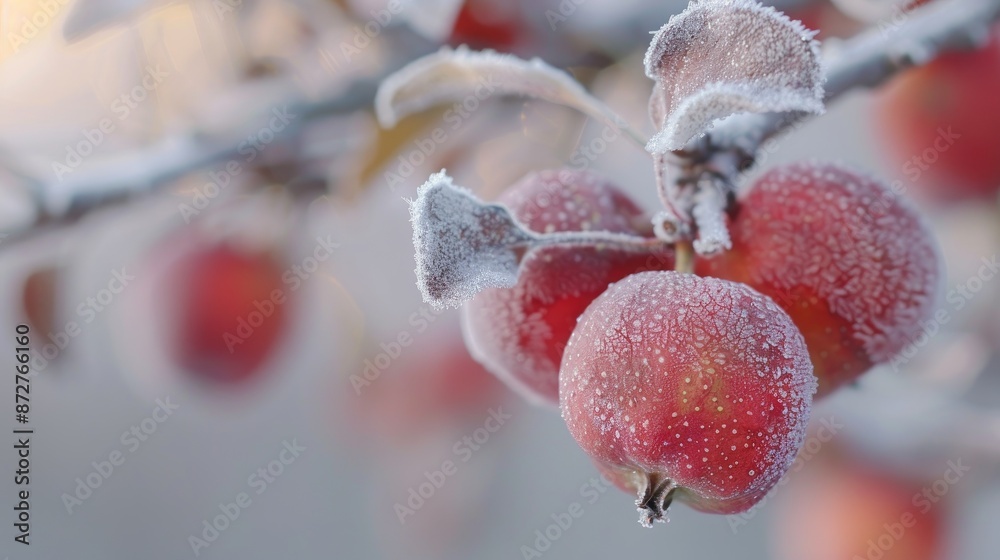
[463, 169, 673, 405]
[698, 162, 941, 397]
[560, 271, 816, 524]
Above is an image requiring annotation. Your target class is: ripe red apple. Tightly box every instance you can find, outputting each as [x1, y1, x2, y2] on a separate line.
[774, 452, 946, 560]
[698, 162, 941, 397]
[875, 25, 1000, 201]
[168, 244, 289, 385]
[560, 271, 816, 524]
[463, 169, 673, 406]
[21, 266, 58, 342]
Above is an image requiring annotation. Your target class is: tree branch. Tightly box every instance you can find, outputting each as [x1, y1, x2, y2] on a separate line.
[0, 27, 435, 249]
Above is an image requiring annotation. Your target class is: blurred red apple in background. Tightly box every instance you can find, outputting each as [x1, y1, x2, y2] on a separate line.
[168, 244, 290, 385]
[21, 265, 59, 343]
[773, 449, 947, 560]
[875, 25, 1000, 202]
[448, 0, 524, 50]
[347, 321, 510, 444]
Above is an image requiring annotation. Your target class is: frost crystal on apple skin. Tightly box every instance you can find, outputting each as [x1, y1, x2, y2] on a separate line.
[410, 171, 535, 310]
[643, 0, 825, 153]
[376, 45, 626, 132]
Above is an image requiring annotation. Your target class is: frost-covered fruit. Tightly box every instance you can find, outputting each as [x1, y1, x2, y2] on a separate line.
[169, 244, 289, 385]
[462, 169, 673, 406]
[774, 454, 945, 560]
[698, 162, 941, 397]
[875, 25, 1000, 201]
[560, 271, 816, 524]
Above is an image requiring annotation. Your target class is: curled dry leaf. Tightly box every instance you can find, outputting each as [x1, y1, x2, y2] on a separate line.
[410, 171, 535, 309]
[644, 0, 825, 153]
[376, 46, 637, 139]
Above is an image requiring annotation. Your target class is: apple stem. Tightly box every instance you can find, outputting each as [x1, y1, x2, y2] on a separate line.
[636, 472, 678, 527]
[674, 240, 694, 274]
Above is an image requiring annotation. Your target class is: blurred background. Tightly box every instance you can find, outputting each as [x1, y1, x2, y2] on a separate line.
[0, 0, 998, 558]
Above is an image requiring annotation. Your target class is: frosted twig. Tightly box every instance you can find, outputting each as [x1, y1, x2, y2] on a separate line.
[668, 0, 1000, 255]
[705, 0, 1000, 155]
[0, 27, 435, 249]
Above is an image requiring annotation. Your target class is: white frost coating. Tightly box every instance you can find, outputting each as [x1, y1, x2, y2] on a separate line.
[643, 0, 825, 152]
[691, 183, 732, 256]
[410, 171, 535, 309]
[376, 45, 619, 130]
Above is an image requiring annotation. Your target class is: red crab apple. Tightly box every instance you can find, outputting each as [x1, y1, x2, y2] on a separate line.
[21, 266, 58, 342]
[774, 451, 946, 560]
[875, 24, 1000, 201]
[449, 0, 523, 50]
[698, 162, 941, 397]
[462, 169, 673, 405]
[168, 244, 289, 385]
[560, 271, 816, 524]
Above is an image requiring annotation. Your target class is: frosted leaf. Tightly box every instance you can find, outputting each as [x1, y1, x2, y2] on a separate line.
[376, 46, 625, 132]
[643, 0, 825, 153]
[410, 171, 535, 309]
